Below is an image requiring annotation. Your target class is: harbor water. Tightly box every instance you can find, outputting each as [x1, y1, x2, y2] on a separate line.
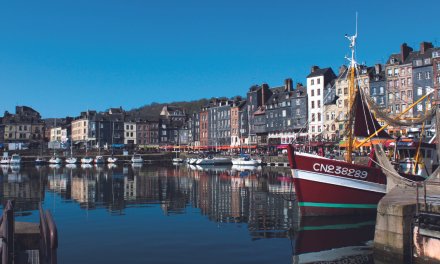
[0, 163, 375, 263]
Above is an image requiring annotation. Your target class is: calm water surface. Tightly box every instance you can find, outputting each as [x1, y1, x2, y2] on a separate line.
[0, 163, 375, 264]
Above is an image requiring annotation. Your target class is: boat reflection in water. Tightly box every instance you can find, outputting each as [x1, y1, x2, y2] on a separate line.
[293, 215, 375, 264]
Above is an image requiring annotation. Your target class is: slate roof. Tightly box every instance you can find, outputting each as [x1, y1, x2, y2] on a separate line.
[385, 53, 402, 65]
[306, 67, 334, 78]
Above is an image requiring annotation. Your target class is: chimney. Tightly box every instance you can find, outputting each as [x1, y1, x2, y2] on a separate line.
[285, 78, 293, 92]
[420, 41, 434, 54]
[261, 83, 269, 105]
[311, 66, 320, 73]
[375, 63, 381, 74]
[338, 65, 347, 75]
[400, 43, 413, 61]
[296, 82, 302, 89]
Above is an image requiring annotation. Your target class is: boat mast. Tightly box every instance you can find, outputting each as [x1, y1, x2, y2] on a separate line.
[345, 13, 358, 164]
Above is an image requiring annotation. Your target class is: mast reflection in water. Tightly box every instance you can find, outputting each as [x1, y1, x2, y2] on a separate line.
[0, 164, 375, 263]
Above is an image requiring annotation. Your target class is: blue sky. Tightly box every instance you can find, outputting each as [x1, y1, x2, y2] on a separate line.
[1, 0, 439, 118]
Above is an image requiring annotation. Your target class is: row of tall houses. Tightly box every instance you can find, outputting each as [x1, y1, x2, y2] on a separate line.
[1, 40, 438, 149]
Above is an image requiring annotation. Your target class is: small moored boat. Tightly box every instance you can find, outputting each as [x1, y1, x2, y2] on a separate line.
[1, 156, 10, 164]
[10, 154, 21, 164]
[131, 154, 143, 163]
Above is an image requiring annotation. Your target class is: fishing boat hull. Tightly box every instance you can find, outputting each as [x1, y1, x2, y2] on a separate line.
[287, 147, 388, 216]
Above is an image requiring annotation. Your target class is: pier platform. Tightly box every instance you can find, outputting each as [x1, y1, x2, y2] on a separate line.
[373, 185, 440, 263]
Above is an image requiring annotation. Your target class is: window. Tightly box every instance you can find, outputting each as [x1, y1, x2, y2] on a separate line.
[317, 79, 320, 84]
[436, 63, 440, 71]
[417, 87, 423, 96]
[395, 92, 399, 100]
[311, 90, 314, 96]
[380, 87, 384, 94]
[401, 68, 405, 75]
[417, 103, 423, 112]
[401, 78, 406, 87]
[311, 80, 314, 85]
[438, 76, 440, 84]
[415, 60, 422, 66]
[338, 89, 342, 94]
[326, 113, 329, 121]
[388, 94, 393, 101]
[388, 81, 393, 88]
[426, 86, 432, 94]
[317, 100, 321, 108]
[395, 80, 399, 88]
[408, 90, 413, 98]
[387, 69, 392, 76]
[372, 87, 376, 94]
[426, 71, 431, 79]
[339, 112, 343, 120]
[331, 112, 335, 120]
[318, 113, 321, 122]
[408, 77, 412, 86]
[402, 104, 406, 112]
[249, 96, 252, 102]
[318, 126, 321, 132]
[425, 58, 431, 64]
[380, 97, 384, 104]
[317, 89, 320, 96]
[296, 108, 301, 115]
[311, 114, 315, 122]
[417, 72, 422, 80]
[407, 68, 411, 74]
[311, 101, 315, 108]
[138, 133, 141, 137]
[395, 104, 400, 113]
[394, 68, 399, 75]
[311, 126, 315, 132]
[389, 105, 393, 113]
[344, 99, 348, 106]
[338, 100, 342, 106]
[401, 91, 405, 100]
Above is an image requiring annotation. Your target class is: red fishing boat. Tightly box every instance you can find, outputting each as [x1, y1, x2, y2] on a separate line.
[287, 21, 430, 217]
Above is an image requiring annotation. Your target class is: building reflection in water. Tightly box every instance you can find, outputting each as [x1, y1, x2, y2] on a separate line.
[0, 164, 377, 262]
[0, 164, 299, 239]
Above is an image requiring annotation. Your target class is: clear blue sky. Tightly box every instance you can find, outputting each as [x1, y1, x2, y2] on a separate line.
[1, 0, 439, 118]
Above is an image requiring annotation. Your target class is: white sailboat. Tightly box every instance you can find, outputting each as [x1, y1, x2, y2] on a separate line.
[108, 122, 118, 163]
[94, 120, 104, 164]
[66, 135, 77, 164]
[231, 111, 260, 165]
[172, 129, 183, 163]
[49, 118, 62, 164]
[81, 112, 93, 164]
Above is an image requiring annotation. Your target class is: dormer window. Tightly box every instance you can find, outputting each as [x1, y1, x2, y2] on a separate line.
[390, 58, 395, 64]
[362, 69, 367, 74]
